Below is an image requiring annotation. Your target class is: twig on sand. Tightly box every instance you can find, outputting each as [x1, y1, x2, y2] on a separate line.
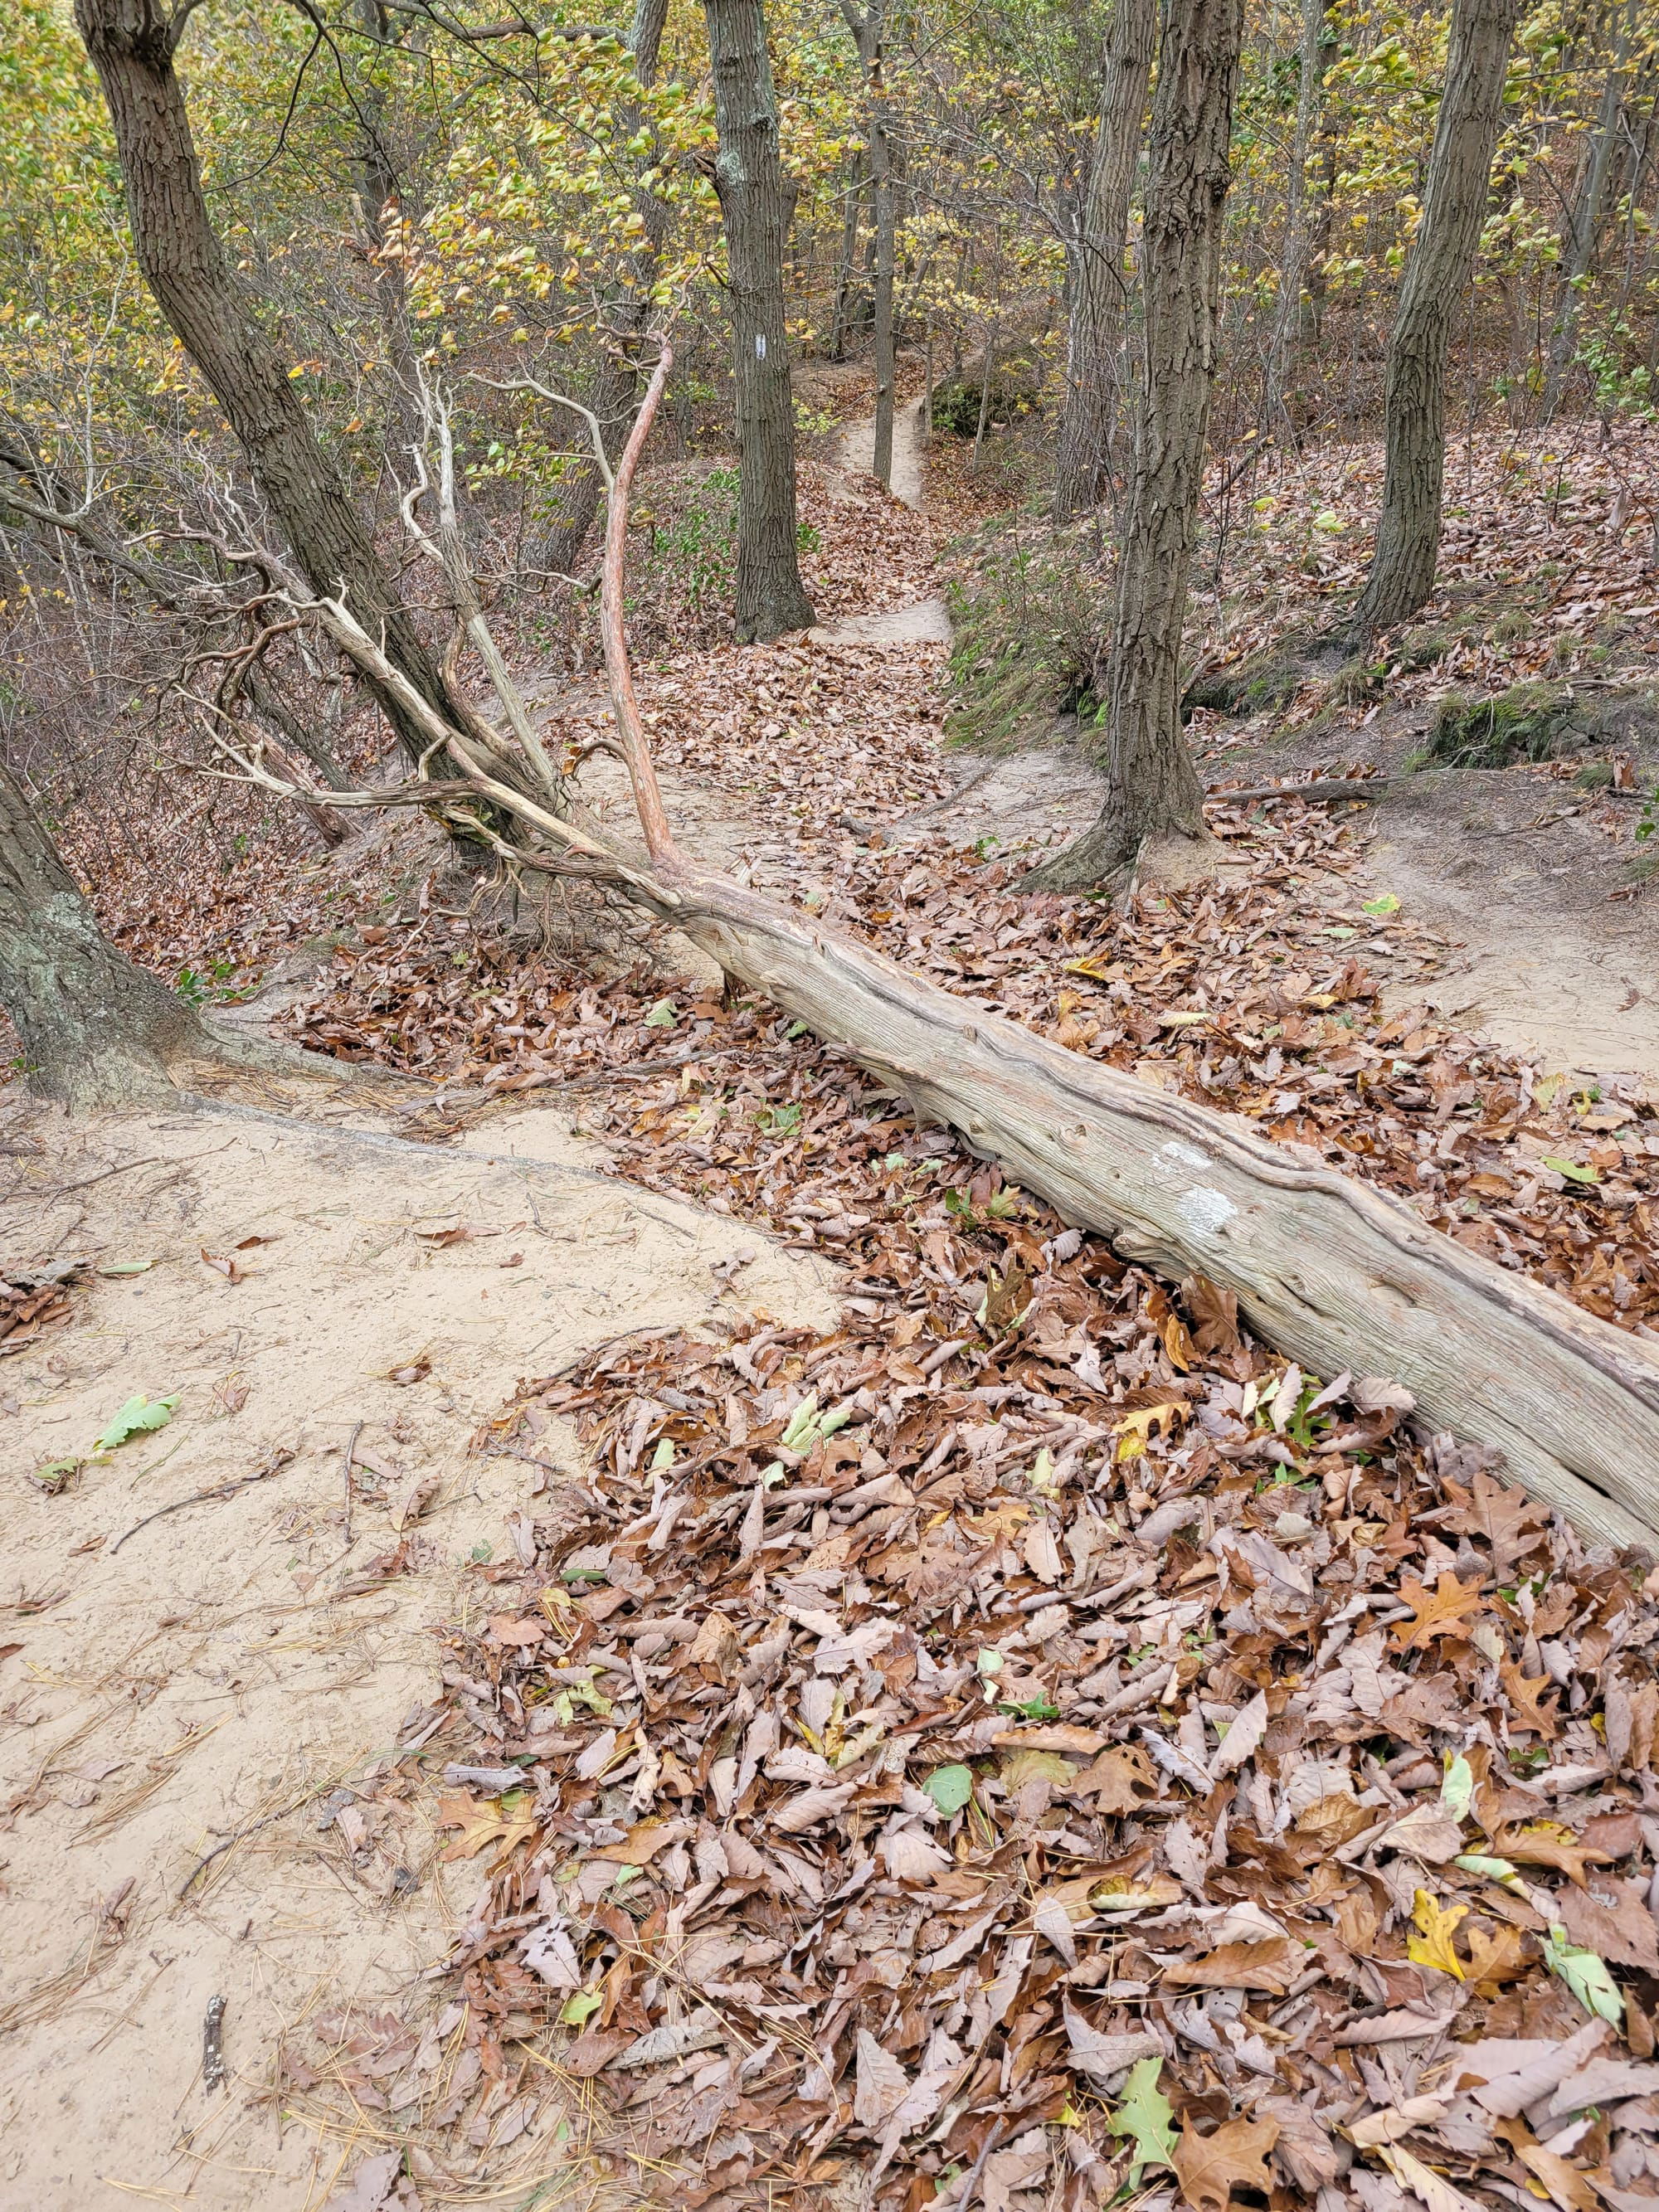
[178, 1779, 333, 1898]
[109, 1461, 284, 1553]
[202, 1993, 227, 2091]
[342, 1420, 362, 1549]
[41, 1155, 163, 1197]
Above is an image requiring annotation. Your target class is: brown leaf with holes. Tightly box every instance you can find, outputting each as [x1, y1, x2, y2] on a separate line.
[1172, 2117, 1280, 2212]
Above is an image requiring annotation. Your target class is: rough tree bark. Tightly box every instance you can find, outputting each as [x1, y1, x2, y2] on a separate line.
[1349, 0, 1520, 635]
[1030, 0, 1244, 892]
[0, 759, 217, 1107]
[839, 0, 898, 489]
[73, 0, 455, 767]
[703, 0, 815, 641]
[1052, 0, 1157, 523]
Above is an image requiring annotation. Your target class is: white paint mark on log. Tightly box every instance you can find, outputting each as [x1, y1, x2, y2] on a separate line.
[1176, 1186, 1238, 1237]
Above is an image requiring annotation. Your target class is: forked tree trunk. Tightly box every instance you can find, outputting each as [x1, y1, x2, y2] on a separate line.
[528, 0, 672, 581]
[703, 0, 816, 641]
[0, 759, 197, 1107]
[73, 0, 454, 768]
[1350, 0, 1520, 635]
[1052, 0, 1157, 523]
[1030, 0, 1243, 892]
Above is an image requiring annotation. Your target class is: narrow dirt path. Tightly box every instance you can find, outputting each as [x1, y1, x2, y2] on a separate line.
[811, 395, 951, 646]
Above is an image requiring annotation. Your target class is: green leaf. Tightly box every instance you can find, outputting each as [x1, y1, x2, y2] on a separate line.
[1440, 1752, 1475, 1823]
[1107, 2056, 1179, 2176]
[923, 1763, 975, 1816]
[1362, 893, 1401, 916]
[1543, 1924, 1624, 2025]
[975, 1647, 1005, 1678]
[643, 998, 677, 1028]
[780, 1392, 822, 1451]
[95, 1393, 179, 1452]
[560, 1987, 603, 2027]
[1541, 1155, 1599, 1185]
[998, 1694, 1062, 1721]
[649, 1438, 675, 1471]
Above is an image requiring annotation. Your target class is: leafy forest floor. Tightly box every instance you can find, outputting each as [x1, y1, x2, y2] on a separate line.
[5, 391, 1659, 2212]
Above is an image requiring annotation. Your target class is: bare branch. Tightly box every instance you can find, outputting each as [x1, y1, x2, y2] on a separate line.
[400, 372, 572, 810]
[599, 345, 677, 868]
[473, 375, 615, 492]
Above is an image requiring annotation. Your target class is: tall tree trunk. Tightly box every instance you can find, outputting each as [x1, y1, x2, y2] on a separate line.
[1540, 16, 1630, 422]
[1264, 0, 1331, 437]
[870, 97, 898, 489]
[1052, 0, 1157, 523]
[1030, 0, 1244, 892]
[73, 0, 454, 770]
[1350, 0, 1520, 635]
[703, 0, 815, 641]
[0, 757, 199, 1106]
[829, 161, 864, 362]
[839, 0, 898, 488]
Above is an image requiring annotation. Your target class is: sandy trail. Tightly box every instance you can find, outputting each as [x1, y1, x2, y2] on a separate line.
[812, 394, 951, 646]
[0, 1101, 833, 2209]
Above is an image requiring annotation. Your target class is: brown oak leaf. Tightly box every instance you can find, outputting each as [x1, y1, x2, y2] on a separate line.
[1394, 1573, 1486, 1650]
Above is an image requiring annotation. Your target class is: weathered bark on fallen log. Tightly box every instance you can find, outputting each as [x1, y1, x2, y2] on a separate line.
[662, 868, 1659, 1551]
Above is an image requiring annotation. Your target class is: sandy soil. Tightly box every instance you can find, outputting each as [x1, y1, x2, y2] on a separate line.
[0, 1099, 834, 2210]
[907, 726, 1659, 1086]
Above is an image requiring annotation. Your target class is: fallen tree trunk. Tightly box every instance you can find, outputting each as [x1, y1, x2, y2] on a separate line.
[665, 870, 1659, 1551]
[237, 348, 1659, 1552]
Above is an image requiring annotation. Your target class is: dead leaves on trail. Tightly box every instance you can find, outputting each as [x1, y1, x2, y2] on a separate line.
[309, 1187, 1659, 2209]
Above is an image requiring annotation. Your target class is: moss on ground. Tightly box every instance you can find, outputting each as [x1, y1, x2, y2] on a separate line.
[1423, 681, 1582, 768]
[944, 540, 1108, 747]
[1184, 647, 1306, 717]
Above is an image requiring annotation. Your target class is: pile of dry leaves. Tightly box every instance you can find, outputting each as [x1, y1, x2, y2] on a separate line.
[309, 1162, 1659, 2211]
[0, 1259, 79, 1357]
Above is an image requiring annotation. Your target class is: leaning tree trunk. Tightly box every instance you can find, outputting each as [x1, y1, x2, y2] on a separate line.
[73, 0, 455, 770]
[703, 0, 815, 642]
[1052, 0, 1157, 523]
[1030, 0, 1244, 892]
[1350, 0, 1520, 635]
[0, 759, 200, 1108]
